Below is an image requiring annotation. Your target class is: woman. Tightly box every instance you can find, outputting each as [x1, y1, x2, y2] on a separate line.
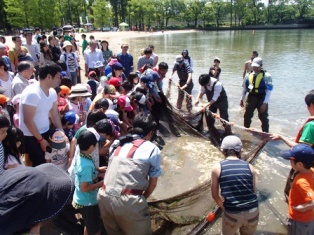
[101, 40, 112, 65]
[39, 42, 53, 66]
[106, 62, 126, 82]
[60, 41, 78, 85]
[0, 59, 14, 100]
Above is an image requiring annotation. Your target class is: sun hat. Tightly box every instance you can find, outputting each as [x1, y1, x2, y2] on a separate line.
[251, 57, 263, 67]
[176, 55, 183, 62]
[108, 58, 118, 66]
[62, 40, 73, 49]
[221, 135, 243, 152]
[68, 84, 92, 98]
[0, 42, 5, 49]
[281, 144, 314, 164]
[49, 129, 66, 149]
[60, 85, 71, 95]
[11, 94, 21, 106]
[108, 77, 121, 88]
[118, 95, 133, 112]
[0, 163, 74, 234]
[0, 94, 9, 104]
[112, 62, 123, 71]
[94, 61, 104, 68]
[63, 111, 76, 125]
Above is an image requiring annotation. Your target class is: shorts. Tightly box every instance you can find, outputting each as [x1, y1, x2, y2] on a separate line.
[79, 205, 102, 235]
[222, 207, 259, 235]
[287, 218, 314, 235]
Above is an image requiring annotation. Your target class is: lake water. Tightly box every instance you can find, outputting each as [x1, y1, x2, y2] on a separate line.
[125, 30, 314, 234]
[127, 29, 314, 138]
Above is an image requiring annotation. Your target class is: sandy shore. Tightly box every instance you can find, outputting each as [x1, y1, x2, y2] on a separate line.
[4, 29, 198, 81]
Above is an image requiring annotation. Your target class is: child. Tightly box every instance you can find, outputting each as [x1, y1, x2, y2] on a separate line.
[11, 94, 21, 128]
[281, 144, 314, 235]
[60, 41, 78, 85]
[81, 34, 88, 54]
[72, 128, 104, 235]
[62, 111, 76, 142]
[45, 129, 69, 171]
[0, 115, 10, 174]
[57, 85, 70, 115]
[3, 126, 24, 169]
[87, 71, 99, 100]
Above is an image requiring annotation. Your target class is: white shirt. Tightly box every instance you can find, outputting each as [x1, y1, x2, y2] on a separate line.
[200, 77, 223, 102]
[19, 83, 57, 136]
[84, 49, 104, 69]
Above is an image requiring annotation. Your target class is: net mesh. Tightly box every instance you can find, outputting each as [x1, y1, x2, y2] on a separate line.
[149, 93, 271, 234]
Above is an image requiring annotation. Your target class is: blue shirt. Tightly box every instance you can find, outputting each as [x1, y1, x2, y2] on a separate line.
[117, 52, 133, 76]
[73, 154, 98, 207]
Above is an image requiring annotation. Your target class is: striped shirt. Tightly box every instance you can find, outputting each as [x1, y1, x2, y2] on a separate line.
[0, 142, 4, 174]
[219, 159, 258, 213]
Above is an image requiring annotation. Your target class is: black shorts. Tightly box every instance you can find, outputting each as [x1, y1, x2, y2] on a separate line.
[79, 205, 102, 235]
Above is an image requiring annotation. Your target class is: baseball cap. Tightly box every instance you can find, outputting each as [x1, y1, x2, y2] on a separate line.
[60, 85, 70, 95]
[251, 57, 263, 67]
[0, 94, 9, 104]
[176, 55, 183, 62]
[107, 85, 117, 95]
[134, 92, 146, 105]
[281, 144, 314, 164]
[112, 62, 123, 71]
[49, 129, 66, 149]
[118, 95, 133, 112]
[221, 135, 243, 152]
[94, 61, 104, 68]
[108, 77, 121, 88]
[88, 71, 97, 77]
[63, 111, 76, 125]
[108, 58, 118, 66]
[0, 42, 5, 49]
[141, 75, 154, 88]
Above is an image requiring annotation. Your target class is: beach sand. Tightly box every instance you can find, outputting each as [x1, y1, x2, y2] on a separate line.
[4, 29, 198, 81]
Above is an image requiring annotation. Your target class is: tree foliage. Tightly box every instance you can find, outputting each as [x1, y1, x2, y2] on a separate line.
[0, 0, 313, 30]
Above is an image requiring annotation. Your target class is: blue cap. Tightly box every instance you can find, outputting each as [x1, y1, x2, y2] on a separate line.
[281, 144, 314, 164]
[61, 71, 67, 77]
[63, 111, 76, 124]
[112, 62, 123, 71]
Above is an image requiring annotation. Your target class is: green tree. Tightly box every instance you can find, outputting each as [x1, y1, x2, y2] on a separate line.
[292, 0, 313, 19]
[92, 0, 112, 27]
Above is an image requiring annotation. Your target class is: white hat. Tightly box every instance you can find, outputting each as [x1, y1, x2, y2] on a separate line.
[251, 57, 263, 67]
[68, 84, 91, 98]
[176, 55, 183, 62]
[0, 42, 5, 49]
[62, 41, 73, 49]
[221, 135, 242, 152]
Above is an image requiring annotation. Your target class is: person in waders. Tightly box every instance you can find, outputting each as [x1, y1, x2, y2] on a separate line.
[195, 73, 229, 132]
[272, 89, 314, 202]
[169, 55, 193, 112]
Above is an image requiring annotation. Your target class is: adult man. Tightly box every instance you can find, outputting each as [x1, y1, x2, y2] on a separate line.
[211, 135, 259, 235]
[0, 42, 12, 72]
[98, 112, 162, 235]
[137, 47, 153, 70]
[23, 31, 40, 78]
[240, 57, 273, 133]
[195, 74, 229, 126]
[19, 63, 63, 166]
[243, 51, 258, 79]
[48, 35, 61, 62]
[117, 43, 134, 77]
[169, 55, 193, 112]
[153, 61, 168, 91]
[12, 61, 34, 96]
[8, 36, 29, 73]
[84, 40, 104, 77]
[209, 57, 221, 80]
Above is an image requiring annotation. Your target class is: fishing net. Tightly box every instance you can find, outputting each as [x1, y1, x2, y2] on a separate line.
[148, 91, 272, 234]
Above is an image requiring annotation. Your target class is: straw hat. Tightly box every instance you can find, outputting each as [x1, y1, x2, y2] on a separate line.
[68, 84, 91, 98]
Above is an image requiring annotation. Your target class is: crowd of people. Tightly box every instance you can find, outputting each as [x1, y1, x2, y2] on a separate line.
[0, 28, 313, 235]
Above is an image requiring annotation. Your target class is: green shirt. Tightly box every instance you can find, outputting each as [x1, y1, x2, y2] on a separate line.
[63, 35, 72, 42]
[82, 39, 88, 54]
[300, 121, 314, 145]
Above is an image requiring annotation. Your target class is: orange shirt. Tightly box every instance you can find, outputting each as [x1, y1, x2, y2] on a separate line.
[288, 168, 314, 222]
